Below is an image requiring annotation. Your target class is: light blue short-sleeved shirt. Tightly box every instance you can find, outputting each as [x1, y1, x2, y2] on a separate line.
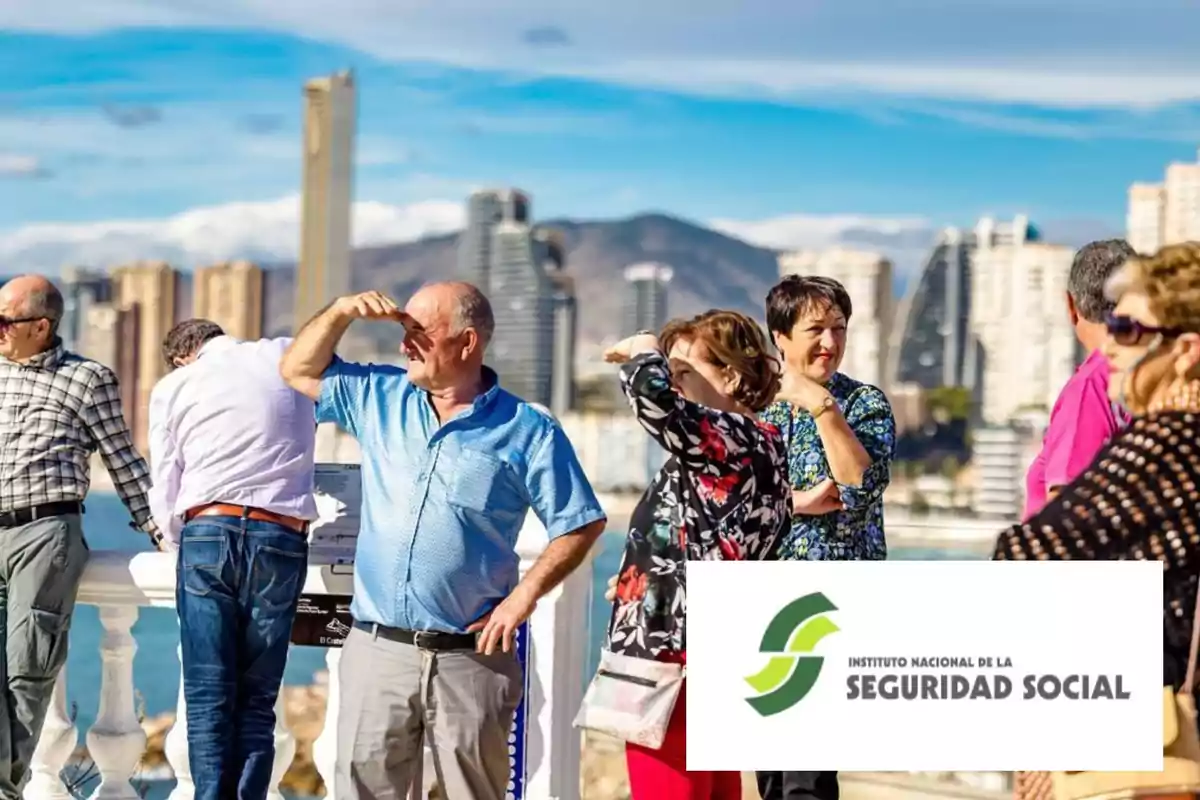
[316, 359, 607, 633]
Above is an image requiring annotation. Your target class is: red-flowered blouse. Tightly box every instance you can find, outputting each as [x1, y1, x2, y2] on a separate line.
[606, 351, 791, 658]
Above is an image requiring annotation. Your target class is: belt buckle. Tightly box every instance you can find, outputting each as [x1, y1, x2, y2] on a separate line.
[412, 631, 435, 650]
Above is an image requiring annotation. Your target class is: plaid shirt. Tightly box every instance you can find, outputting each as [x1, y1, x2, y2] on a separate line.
[0, 339, 159, 541]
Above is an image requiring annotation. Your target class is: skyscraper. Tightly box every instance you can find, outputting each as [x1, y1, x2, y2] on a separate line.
[778, 248, 893, 390]
[194, 261, 264, 340]
[111, 261, 177, 452]
[622, 262, 673, 336]
[295, 70, 356, 329]
[537, 228, 577, 416]
[457, 188, 530, 291]
[892, 221, 997, 392]
[488, 220, 555, 406]
[59, 267, 112, 353]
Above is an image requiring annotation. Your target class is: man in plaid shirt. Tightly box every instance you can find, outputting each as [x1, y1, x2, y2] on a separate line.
[0, 274, 159, 798]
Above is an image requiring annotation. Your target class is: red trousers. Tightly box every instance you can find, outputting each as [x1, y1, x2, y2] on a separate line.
[625, 652, 742, 799]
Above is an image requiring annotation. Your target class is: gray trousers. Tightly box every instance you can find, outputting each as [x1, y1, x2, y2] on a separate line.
[335, 625, 523, 800]
[0, 515, 88, 799]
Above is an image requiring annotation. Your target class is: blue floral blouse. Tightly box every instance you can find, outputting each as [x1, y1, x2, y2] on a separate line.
[759, 372, 896, 561]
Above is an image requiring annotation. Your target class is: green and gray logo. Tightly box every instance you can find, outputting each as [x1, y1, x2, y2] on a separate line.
[744, 592, 839, 716]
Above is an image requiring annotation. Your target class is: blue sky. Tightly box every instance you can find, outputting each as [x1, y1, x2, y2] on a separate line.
[2, 0, 1200, 270]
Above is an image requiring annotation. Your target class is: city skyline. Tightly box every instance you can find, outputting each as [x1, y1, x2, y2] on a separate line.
[4, 4, 1200, 276]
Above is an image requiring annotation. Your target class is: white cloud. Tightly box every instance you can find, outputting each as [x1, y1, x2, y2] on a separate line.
[709, 213, 932, 252]
[4, 0, 1200, 108]
[710, 212, 941, 286]
[0, 153, 47, 178]
[0, 194, 464, 272]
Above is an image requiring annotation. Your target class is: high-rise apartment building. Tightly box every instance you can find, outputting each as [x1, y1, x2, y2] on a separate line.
[111, 262, 177, 453]
[59, 268, 112, 354]
[549, 273, 578, 417]
[295, 70, 356, 329]
[457, 189, 531, 291]
[77, 303, 139, 432]
[535, 228, 578, 417]
[622, 263, 673, 337]
[971, 424, 1034, 521]
[778, 248, 893, 390]
[970, 219, 1077, 424]
[194, 261, 264, 340]
[1127, 183, 1166, 255]
[1126, 147, 1200, 255]
[488, 221, 555, 406]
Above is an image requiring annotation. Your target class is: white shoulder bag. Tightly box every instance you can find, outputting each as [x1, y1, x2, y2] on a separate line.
[573, 649, 685, 750]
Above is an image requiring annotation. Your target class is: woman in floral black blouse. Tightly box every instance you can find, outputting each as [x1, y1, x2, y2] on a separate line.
[603, 310, 792, 800]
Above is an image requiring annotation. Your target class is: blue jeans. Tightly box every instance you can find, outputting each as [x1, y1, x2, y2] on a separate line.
[176, 516, 308, 800]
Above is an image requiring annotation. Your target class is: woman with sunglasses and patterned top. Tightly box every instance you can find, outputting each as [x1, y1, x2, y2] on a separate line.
[602, 310, 791, 800]
[995, 241, 1200, 725]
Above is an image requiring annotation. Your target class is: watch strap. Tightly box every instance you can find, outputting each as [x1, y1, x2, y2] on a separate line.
[811, 396, 835, 419]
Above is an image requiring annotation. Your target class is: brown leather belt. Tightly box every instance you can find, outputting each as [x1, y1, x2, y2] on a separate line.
[184, 503, 308, 535]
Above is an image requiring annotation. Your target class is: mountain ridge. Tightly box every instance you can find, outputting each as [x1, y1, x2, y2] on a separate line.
[262, 211, 791, 354]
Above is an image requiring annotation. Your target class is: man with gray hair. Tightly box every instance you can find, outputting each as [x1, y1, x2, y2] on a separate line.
[0, 274, 158, 798]
[281, 281, 606, 800]
[1024, 239, 1136, 519]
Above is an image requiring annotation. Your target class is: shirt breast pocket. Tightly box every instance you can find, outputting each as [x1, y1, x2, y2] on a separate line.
[446, 449, 523, 520]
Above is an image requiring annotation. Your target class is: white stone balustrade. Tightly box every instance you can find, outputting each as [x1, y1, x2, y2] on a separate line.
[25, 515, 592, 800]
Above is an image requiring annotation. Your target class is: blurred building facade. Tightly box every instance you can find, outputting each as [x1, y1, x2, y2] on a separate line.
[194, 261, 264, 340]
[622, 262, 673, 337]
[458, 188, 530, 290]
[59, 267, 112, 354]
[488, 220, 555, 406]
[295, 70, 356, 328]
[890, 227, 979, 394]
[455, 189, 578, 410]
[971, 423, 1041, 520]
[778, 248, 893, 390]
[1126, 147, 1200, 255]
[111, 262, 178, 453]
[557, 412, 666, 493]
[971, 220, 1077, 424]
[540, 230, 578, 416]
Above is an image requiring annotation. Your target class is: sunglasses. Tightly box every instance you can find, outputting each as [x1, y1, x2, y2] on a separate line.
[1105, 314, 1185, 346]
[0, 315, 44, 331]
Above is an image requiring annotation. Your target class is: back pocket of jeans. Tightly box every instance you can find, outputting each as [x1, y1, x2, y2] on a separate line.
[249, 544, 307, 615]
[180, 534, 229, 598]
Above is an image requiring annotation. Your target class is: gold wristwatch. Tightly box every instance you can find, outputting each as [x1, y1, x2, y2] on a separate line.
[811, 395, 835, 419]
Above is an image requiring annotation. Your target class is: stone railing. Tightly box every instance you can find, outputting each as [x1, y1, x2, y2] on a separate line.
[27, 520, 592, 800]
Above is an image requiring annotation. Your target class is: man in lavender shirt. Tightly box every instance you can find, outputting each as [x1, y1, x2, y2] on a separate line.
[148, 320, 318, 800]
[1024, 239, 1136, 519]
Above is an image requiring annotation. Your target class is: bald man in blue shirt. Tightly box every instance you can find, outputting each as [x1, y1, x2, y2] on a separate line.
[282, 281, 606, 800]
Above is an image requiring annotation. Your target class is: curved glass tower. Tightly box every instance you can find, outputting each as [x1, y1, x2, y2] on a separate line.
[890, 228, 976, 390]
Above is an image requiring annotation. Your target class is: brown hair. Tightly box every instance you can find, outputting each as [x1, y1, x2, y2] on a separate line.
[1118, 242, 1200, 333]
[659, 309, 781, 412]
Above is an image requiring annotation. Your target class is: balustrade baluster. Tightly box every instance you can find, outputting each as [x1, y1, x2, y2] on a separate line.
[266, 689, 296, 800]
[164, 644, 193, 800]
[85, 606, 145, 800]
[24, 667, 75, 800]
[311, 649, 340, 797]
